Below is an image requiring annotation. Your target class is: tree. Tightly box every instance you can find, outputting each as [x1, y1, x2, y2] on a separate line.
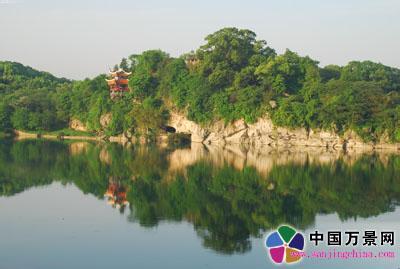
[0, 102, 12, 130]
[255, 49, 320, 95]
[130, 97, 168, 135]
[119, 58, 130, 71]
[1, 28, 400, 142]
[105, 101, 128, 136]
[196, 27, 275, 89]
[341, 61, 400, 92]
[129, 50, 169, 100]
[320, 65, 341, 82]
[11, 107, 29, 130]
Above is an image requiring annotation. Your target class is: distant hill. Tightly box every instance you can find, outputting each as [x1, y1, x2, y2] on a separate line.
[0, 61, 72, 131]
[0, 61, 69, 84]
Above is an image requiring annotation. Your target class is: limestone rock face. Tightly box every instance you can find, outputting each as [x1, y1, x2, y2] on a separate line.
[100, 113, 112, 128]
[375, 131, 400, 150]
[168, 112, 209, 143]
[69, 119, 87, 132]
[168, 112, 400, 150]
[108, 134, 129, 144]
[343, 130, 374, 150]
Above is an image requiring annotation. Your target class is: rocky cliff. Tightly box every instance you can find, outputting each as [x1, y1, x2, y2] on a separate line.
[67, 112, 399, 150]
[69, 119, 87, 132]
[168, 112, 400, 150]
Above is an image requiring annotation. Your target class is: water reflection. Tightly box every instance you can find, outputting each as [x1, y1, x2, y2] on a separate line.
[104, 179, 129, 212]
[0, 139, 399, 254]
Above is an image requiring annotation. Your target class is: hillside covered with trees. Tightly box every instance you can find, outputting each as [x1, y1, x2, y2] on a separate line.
[1, 27, 400, 142]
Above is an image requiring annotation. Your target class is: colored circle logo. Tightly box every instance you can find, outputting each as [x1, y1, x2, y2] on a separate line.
[265, 225, 305, 264]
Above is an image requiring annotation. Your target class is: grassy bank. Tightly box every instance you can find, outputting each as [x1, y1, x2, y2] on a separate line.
[44, 128, 95, 137]
[13, 129, 100, 141]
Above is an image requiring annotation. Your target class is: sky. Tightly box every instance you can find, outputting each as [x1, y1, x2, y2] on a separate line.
[0, 0, 399, 80]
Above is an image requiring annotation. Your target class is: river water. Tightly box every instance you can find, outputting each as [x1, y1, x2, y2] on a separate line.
[0, 139, 399, 268]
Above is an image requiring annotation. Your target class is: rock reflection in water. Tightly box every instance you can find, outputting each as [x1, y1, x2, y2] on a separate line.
[0, 139, 399, 254]
[167, 142, 395, 177]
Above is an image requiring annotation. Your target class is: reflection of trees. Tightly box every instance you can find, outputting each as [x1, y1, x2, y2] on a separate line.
[0, 140, 62, 196]
[271, 156, 400, 220]
[0, 140, 400, 254]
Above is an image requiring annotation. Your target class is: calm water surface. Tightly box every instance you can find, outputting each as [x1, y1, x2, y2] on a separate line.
[0, 139, 399, 269]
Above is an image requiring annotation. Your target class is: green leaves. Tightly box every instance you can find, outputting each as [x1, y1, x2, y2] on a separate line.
[197, 27, 274, 89]
[255, 49, 320, 95]
[340, 61, 400, 92]
[0, 102, 12, 130]
[1, 28, 400, 141]
[129, 50, 169, 100]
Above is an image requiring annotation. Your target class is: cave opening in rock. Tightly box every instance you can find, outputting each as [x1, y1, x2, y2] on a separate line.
[161, 125, 176, 133]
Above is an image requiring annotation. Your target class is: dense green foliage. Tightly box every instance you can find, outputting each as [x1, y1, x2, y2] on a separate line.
[0, 62, 70, 131]
[1, 27, 399, 141]
[1, 140, 399, 253]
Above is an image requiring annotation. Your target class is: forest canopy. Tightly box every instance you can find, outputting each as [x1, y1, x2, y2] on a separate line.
[0, 27, 399, 142]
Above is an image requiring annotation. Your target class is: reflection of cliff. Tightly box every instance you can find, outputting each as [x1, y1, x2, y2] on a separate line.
[167, 143, 393, 177]
[99, 148, 111, 164]
[128, 151, 400, 254]
[1, 140, 400, 255]
[69, 142, 89, 155]
[168, 143, 206, 174]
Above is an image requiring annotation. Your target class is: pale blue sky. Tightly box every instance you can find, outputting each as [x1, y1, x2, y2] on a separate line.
[0, 0, 399, 79]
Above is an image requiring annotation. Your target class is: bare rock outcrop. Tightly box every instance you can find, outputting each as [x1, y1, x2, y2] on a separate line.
[168, 112, 209, 142]
[100, 113, 112, 128]
[168, 112, 400, 150]
[69, 119, 87, 132]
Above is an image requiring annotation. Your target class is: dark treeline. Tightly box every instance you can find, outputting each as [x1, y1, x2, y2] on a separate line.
[1, 28, 400, 141]
[0, 140, 400, 254]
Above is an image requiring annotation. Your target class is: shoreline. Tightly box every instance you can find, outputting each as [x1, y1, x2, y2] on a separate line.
[8, 129, 400, 154]
[12, 130, 103, 142]
[168, 113, 400, 152]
